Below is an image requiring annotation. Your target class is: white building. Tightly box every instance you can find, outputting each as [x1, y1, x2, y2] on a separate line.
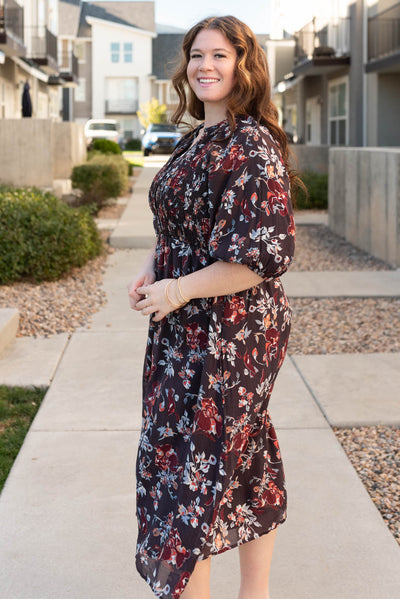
[64, 0, 156, 140]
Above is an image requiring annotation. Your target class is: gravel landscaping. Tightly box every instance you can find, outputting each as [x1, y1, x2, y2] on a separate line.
[334, 426, 400, 546]
[0, 254, 107, 337]
[292, 224, 393, 271]
[288, 297, 400, 354]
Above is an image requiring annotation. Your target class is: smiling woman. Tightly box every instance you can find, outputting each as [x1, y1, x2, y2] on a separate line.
[129, 15, 299, 599]
[186, 29, 237, 126]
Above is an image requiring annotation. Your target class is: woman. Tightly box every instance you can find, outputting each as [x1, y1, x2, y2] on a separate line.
[128, 15, 296, 599]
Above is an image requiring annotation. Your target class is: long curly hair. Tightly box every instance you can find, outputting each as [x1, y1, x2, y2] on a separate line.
[171, 15, 303, 197]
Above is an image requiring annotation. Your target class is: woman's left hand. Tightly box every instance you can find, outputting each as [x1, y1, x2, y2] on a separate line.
[136, 279, 183, 322]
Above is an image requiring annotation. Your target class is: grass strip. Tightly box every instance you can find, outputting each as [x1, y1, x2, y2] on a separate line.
[0, 385, 47, 493]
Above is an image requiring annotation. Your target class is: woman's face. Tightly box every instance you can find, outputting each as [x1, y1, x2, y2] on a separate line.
[187, 28, 237, 113]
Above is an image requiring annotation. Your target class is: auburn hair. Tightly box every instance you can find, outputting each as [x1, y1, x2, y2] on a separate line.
[171, 15, 303, 198]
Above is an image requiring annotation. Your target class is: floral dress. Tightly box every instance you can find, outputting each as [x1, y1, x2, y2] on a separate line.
[135, 115, 295, 598]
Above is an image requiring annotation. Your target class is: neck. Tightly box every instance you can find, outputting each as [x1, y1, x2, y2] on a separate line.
[203, 103, 228, 128]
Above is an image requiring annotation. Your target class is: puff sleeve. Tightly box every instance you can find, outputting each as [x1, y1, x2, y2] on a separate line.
[208, 125, 295, 279]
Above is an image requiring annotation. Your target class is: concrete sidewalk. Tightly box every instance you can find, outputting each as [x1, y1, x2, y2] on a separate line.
[1, 163, 400, 598]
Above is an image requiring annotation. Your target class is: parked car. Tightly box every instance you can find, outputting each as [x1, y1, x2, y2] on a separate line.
[84, 119, 121, 148]
[141, 123, 182, 156]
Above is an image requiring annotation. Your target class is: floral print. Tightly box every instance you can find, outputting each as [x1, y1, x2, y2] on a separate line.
[135, 116, 295, 598]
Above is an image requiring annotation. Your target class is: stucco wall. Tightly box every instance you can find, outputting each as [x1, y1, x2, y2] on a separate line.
[0, 120, 86, 187]
[329, 147, 400, 267]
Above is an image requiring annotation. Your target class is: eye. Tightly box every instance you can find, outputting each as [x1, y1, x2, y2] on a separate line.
[190, 53, 202, 59]
[215, 53, 226, 59]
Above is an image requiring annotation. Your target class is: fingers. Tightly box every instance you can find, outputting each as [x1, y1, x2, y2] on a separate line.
[136, 285, 150, 296]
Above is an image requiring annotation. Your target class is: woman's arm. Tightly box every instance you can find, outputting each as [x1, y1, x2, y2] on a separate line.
[134, 261, 262, 322]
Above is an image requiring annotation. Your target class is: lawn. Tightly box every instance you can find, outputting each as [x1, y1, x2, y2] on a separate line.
[123, 150, 144, 168]
[0, 385, 47, 493]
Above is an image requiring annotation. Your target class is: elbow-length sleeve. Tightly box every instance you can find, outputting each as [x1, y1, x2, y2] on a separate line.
[208, 124, 295, 279]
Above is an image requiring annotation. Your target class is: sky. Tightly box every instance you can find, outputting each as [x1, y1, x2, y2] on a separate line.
[152, 0, 273, 34]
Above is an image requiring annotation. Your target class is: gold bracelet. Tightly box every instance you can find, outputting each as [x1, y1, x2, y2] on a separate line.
[165, 280, 181, 309]
[177, 276, 190, 304]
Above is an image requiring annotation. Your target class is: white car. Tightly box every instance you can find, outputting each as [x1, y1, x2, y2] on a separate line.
[84, 119, 120, 147]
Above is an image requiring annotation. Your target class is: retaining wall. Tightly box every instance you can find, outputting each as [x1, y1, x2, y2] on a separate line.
[329, 147, 400, 267]
[0, 120, 86, 188]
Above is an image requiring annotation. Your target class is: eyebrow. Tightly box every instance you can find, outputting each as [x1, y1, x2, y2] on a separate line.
[190, 47, 233, 53]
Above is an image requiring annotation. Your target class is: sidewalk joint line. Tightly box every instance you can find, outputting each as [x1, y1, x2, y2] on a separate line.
[289, 355, 332, 426]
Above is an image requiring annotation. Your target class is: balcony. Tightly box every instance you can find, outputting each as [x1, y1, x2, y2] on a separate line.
[26, 26, 58, 73]
[0, 0, 25, 57]
[294, 17, 350, 75]
[367, 1, 400, 72]
[58, 51, 78, 83]
[105, 98, 139, 114]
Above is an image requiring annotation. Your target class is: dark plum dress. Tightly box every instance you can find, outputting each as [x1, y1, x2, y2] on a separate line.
[135, 115, 295, 598]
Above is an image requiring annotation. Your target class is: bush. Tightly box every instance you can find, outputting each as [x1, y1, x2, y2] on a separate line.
[124, 138, 142, 151]
[71, 154, 129, 211]
[90, 138, 121, 155]
[0, 188, 102, 284]
[295, 171, 328, 210]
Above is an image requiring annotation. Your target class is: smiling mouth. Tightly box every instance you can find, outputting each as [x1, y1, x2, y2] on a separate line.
[198, 78, 220, 84]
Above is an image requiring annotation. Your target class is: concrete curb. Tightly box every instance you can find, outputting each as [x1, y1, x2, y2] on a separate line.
[0, 308, 19, 357]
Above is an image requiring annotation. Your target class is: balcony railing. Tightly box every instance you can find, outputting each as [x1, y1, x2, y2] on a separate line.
[58, 51, 78, 81]
[26, 26, 57, 69]
[295, 17, 350, 64]
[0, 0, 25, 54]
[105, 99, 139, 114]
[368, 2, 400, 61]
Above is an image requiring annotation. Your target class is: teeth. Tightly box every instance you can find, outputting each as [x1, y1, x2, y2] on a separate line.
[199, 79, 219, 83]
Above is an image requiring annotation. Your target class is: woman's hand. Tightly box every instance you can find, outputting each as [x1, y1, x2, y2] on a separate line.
[127, 267, 156, 310]
[135, 279, 185, 323]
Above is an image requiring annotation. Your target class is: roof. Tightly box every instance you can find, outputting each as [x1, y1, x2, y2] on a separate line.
[59, 0, 82, 38]
[152, 33, 185, 79]
[78, 1, 156, 37]
[91, 1, 155, 32]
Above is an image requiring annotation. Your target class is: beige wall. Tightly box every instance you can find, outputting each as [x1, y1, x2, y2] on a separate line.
[329, 147, 400, 267]
[0, 120, 86, 187]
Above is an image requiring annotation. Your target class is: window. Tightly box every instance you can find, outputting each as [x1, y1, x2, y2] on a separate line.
[75, 78, 86, 102]
[75, 42, 86, 64]
[329, 79, 347, 145]
[105, 78, 139, 113]
[124, 43, 133, 63]
[111, 42, 120, 63]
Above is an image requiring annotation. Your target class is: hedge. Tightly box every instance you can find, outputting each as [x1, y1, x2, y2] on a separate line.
[295, 171, 328, 210]
[0, 187, 102, 284]
[71, 154, 129, 211]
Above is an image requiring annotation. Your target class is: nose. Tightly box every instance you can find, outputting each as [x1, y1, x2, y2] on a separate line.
[199, 54, 213, 70]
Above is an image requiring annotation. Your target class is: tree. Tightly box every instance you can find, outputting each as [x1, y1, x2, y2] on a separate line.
[137, 98, 168, 129]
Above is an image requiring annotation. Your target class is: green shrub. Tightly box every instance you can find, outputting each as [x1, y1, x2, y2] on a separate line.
[0, 188, 102, 284]
[295, 171, 328, 210]
[71, 154, 129, 211]
[90, 138, 121, 155]
[124, 138, 142, 151]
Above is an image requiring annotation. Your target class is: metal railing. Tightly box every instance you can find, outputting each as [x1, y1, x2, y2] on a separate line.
[368, 2, 400, 60]
[0, 0, 24, 42]
[59, 51, 78, 78]
[295, 17, 350, 63]
[26, 26, 57, 63]
[105, 99, 139, 114]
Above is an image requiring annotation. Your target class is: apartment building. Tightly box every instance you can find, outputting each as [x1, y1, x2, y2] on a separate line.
[0, 0, 61, 118]
[274, 0, 400, 146]
[60, 0, 156, 140]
